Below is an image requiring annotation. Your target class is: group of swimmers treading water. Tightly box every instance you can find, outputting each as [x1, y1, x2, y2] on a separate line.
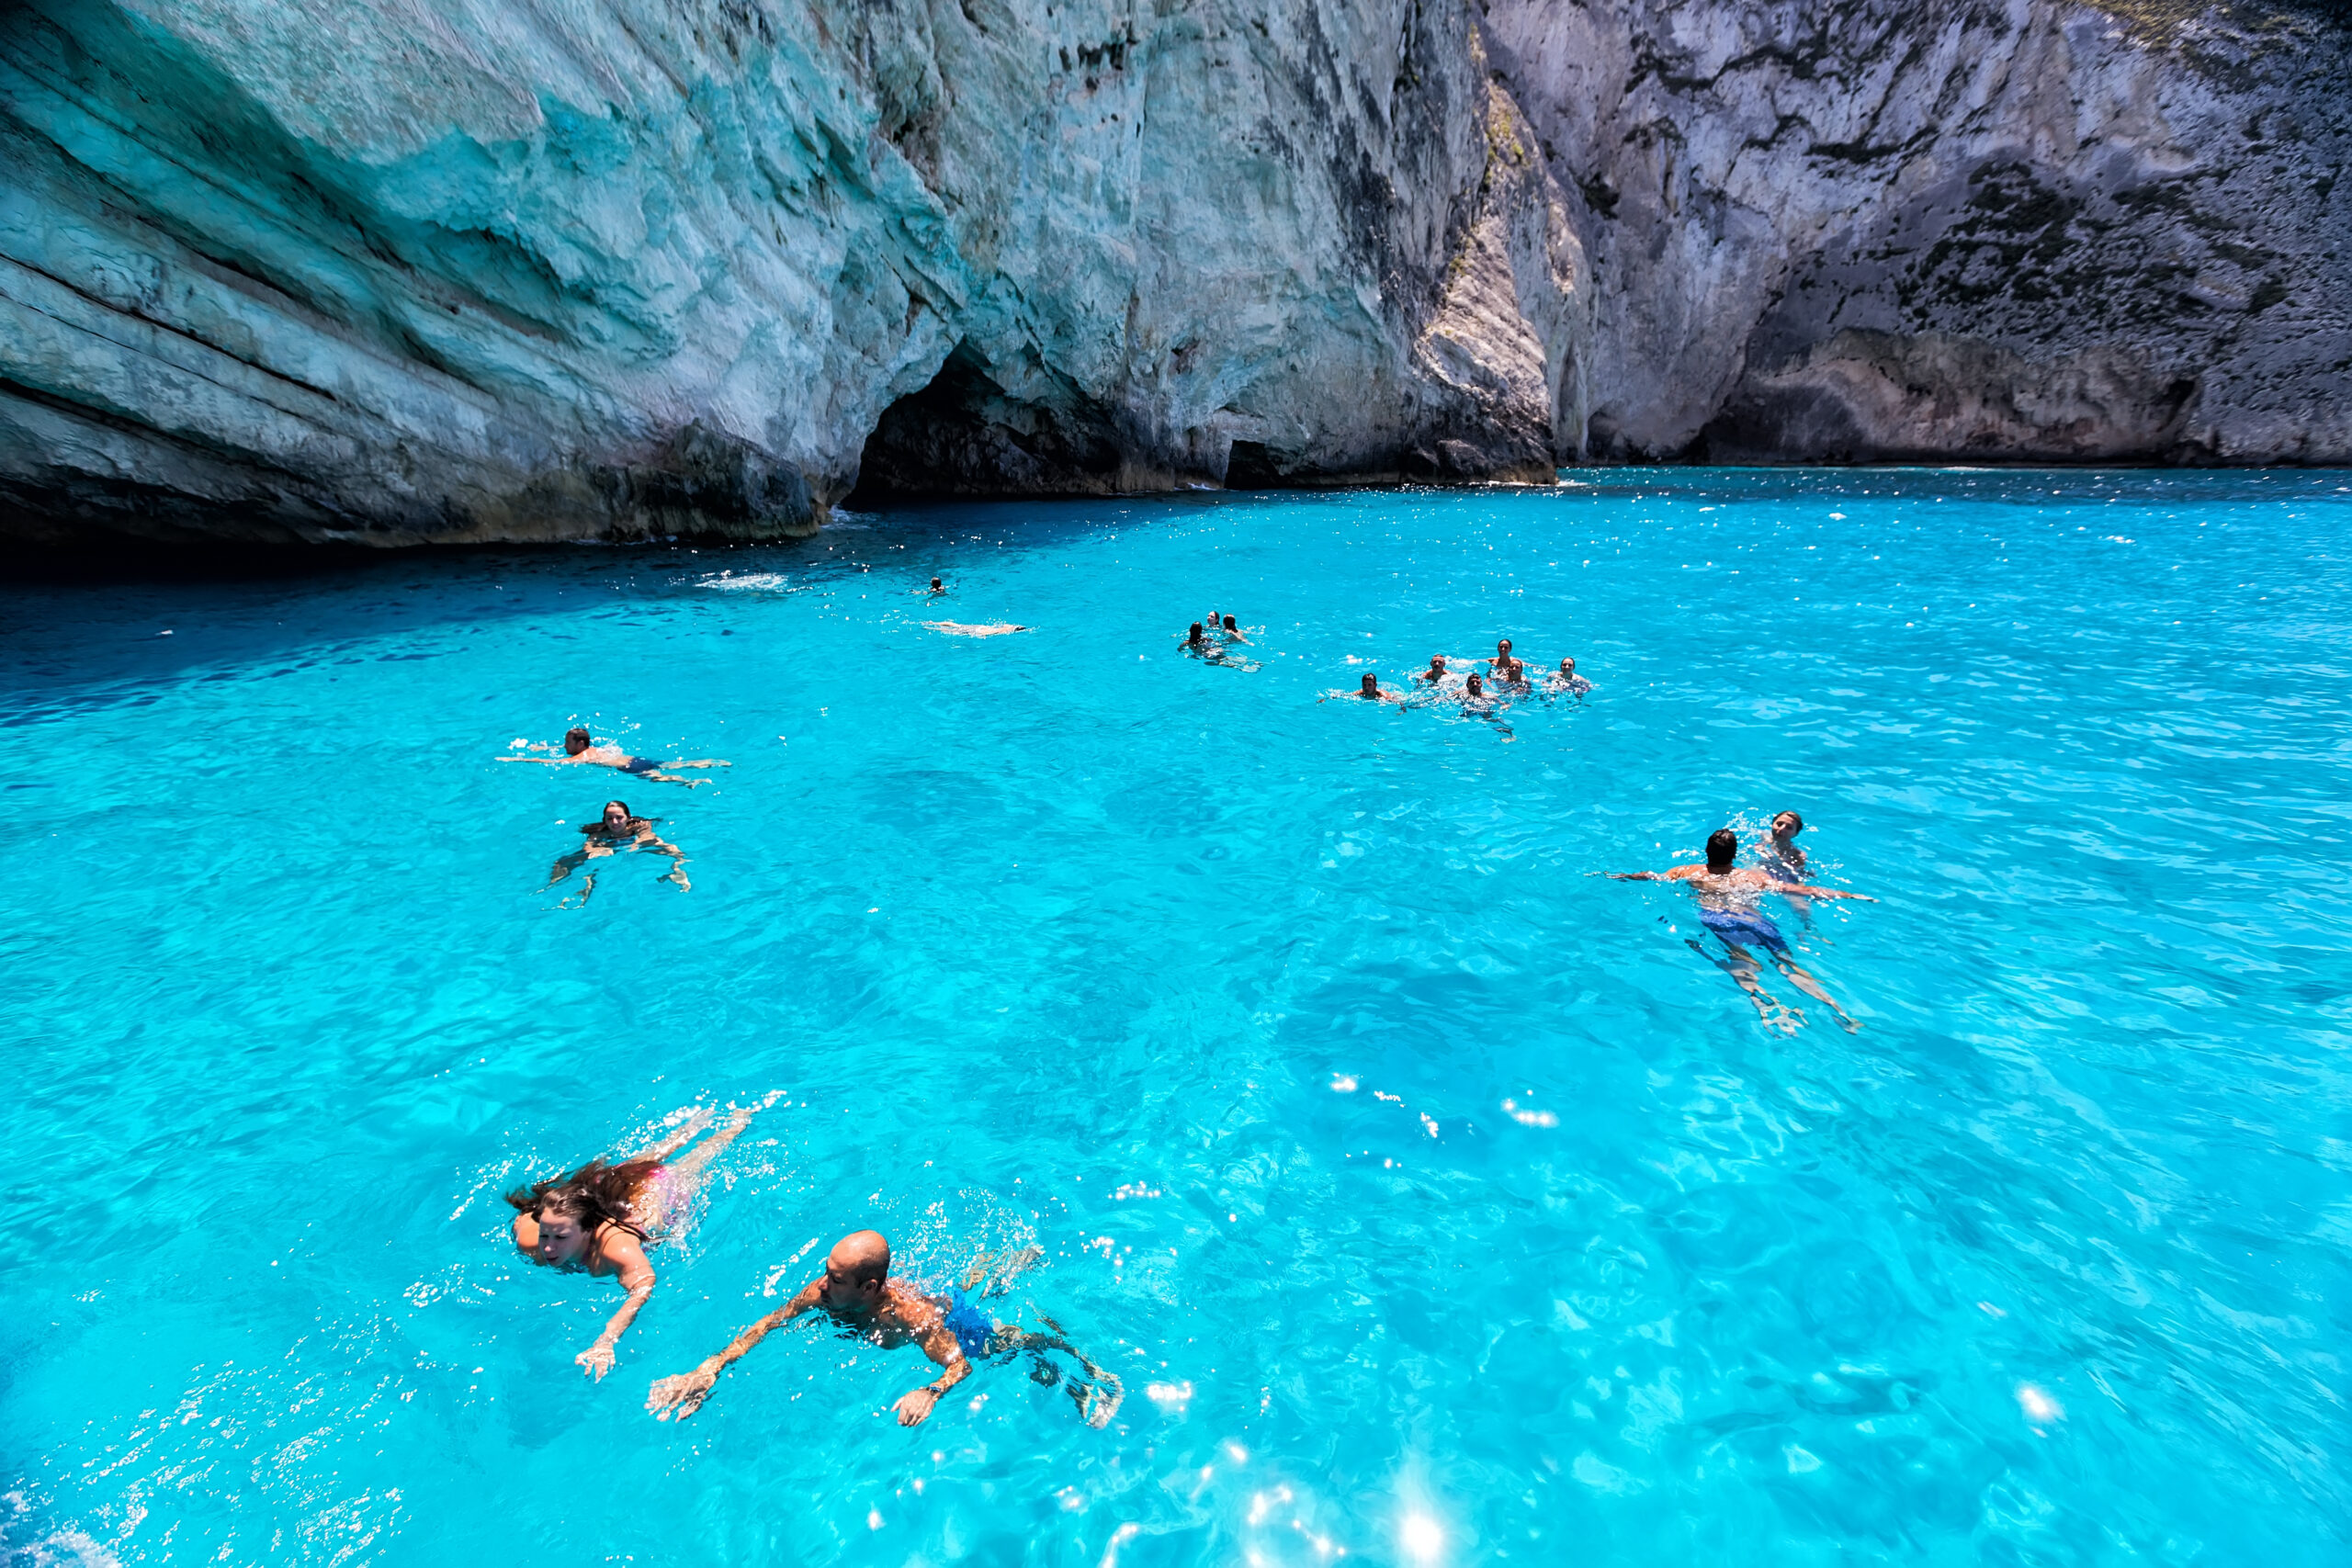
[507, 1100, 1123, 1427]
[1195, 617, 1866, 1027]
[496, 586, 1866, 1435]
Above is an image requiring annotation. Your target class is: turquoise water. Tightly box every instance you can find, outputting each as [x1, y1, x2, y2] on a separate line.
[3, 468, 2348, 1566]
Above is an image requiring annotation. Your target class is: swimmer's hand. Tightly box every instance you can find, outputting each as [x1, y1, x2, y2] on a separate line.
[893, 1386, 943, 1427]
[577, 1339, 618, 1381]
[646, 1364, 720, 1421]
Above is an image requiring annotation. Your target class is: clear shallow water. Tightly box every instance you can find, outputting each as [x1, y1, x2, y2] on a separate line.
[2, 468, 2348, 1566]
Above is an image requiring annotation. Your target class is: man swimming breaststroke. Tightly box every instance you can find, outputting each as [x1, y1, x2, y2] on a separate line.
[507, 1101, 770, 1378]
[1611, 828, 1872, 1032]
[545, 800, 690, 900]
[644, 1230, 1124, 1428]
[503, 727, 728, 787]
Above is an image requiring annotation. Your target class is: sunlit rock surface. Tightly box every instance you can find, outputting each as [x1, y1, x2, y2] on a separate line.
[0, 1, 2342, 544]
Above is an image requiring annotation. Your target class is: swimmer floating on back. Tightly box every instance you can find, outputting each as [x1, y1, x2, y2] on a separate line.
[645, 1230, 1123, 1427]
[508, 1100, 772, 1378]
[503, 727, 728, 786]
[1611, 827, 1872, 1032]
[545, 800, 689, 900]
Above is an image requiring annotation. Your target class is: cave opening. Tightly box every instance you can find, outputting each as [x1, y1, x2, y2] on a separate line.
[847, 344, 1127, 503]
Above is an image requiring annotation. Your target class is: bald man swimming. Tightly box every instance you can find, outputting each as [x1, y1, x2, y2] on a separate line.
[644, 1230, 1121, 1427]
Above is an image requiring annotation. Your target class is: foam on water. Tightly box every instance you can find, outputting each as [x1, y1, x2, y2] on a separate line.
[1, 470, 2346, 1565]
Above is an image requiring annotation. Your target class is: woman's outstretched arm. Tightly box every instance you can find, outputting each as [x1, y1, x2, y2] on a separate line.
[576, 1234, 657, 1381]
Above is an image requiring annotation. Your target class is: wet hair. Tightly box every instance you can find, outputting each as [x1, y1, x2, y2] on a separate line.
[605, 799, 632, 818]
[1466, 673, 1484, 694]
[931, 577, 942, 588]
[506, 1158, 654, 1242]
[565, 727, 593, 748]
[1706, 828, 1738, 869]
[1361, 672, 1378, 690]
[1189, 622, 1204, 638]
[1223, 615, 1238, 631]
[1776, 810, 1804, 833]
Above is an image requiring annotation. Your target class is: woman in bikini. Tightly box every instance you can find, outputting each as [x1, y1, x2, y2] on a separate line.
[544, 800, 689, 899]
[507, 1100, 772, 1379]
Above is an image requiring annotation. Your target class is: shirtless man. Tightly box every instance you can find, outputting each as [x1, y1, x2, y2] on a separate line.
[1611, 828, 1871, 1032]
[545, 800, 690, 899]
[644, 1230, 1122, 1427]
[1418, 655, 1449, 685]
[1220, 615, 1249, 644]
[503, 728, 727, 787]
[1549, 657, 1593, 697]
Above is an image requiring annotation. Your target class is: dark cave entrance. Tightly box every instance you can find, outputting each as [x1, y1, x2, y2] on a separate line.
[846, 344, 1127, 502]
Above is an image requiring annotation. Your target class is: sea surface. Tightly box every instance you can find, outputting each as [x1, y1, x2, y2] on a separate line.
[2, 469, 2346, 1566]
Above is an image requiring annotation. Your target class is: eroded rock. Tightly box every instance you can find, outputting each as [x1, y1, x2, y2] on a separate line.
[0, 0, 2343, 545]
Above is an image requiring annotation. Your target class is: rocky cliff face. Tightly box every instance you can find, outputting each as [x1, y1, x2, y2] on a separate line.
[0, 0, 2342, 546]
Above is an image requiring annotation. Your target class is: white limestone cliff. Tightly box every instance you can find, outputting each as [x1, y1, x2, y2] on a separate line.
[0, 0, 2341, 545]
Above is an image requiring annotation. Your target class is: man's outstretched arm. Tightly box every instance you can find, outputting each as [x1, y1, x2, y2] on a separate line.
[645, 1282, 818, 1420]
[891, 1314, 973, 1427]
[1767, 879, 1875, 901]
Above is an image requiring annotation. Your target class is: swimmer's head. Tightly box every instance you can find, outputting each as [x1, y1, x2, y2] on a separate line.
[507, 1160, 641, 1266]
[1189, 622, 1205, 644]
[1361, 672, 1379, 695]
[602, 800, 632, 829]
[1224, 615, 1238, 632]
[931, 577, 943, 590]
[564, 727, 593, 755]
[1498, 638, 1513, 657]
[820, 1230, 892, 1309]
[1428, 655, 1445, 674]
[1559, 657, 1576, 675]
[1772, 810, 1804, 840]
[1706, 828, 1738, 871]
[1466, 673, 1484, 696]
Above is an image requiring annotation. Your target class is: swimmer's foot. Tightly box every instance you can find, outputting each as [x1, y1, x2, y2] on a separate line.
[1077, 1371, 1123, 1428]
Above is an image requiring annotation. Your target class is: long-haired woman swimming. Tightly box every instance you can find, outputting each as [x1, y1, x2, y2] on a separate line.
[506, 1099, 772, 1378]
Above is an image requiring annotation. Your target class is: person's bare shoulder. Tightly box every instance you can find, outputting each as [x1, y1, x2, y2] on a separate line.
[1662, 863, 1705, 881]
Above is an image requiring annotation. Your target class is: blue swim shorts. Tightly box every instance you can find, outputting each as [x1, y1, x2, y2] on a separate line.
[1701, 908, 1789, 953]
[943, 1291, 995, 1359]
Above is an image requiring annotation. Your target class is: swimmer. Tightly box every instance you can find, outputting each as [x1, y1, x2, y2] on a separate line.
[544, 800, 690, 900]
[1548, 656, 1593, 697]
[924, 621, 1028, 637]
[1490, 638, 1521, 680]
[507, 1100, 772, 1379]
[1185, 621, 1212, 652]
[645, 1231, 1123, 1427]
[503, 727, 728, 787]
[1221, 615, 1250, 644]
[1611, 828, 1872, 1032]
[1356, 671, 1404, 702]
[1758, 810, 1807, 880]
[1418, 655, 1448, 685]
[929, 576, 945, 595]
